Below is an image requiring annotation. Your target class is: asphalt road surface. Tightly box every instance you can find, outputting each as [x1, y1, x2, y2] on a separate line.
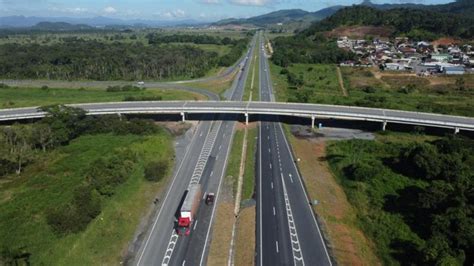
[256, 32, 332, 266]
[134, 34, 257, 266]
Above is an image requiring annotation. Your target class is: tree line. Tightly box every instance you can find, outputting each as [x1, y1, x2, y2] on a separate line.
[0, 36, 249, 80]
[339, 136, 474, 265]
[271, 33, 356, 67]
[146, 33, 240, 46]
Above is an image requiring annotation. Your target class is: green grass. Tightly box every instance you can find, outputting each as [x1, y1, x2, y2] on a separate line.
[243, 35, 260, 101]
[242, 128, 257, 200]
[325, 132, 437, 264]
[225, 128, 245, 195]
[223, 126, 257, 201]
[0, 133, 173, 264]
[0, 86, 203, 108]
[270, 62, 474, 117]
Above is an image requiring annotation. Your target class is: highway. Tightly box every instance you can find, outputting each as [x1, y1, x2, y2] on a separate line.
[134, 34, 257, 266]
[256, 33, 332, 265]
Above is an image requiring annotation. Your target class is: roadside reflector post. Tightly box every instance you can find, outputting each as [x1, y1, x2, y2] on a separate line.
[311, 115, 315, 129]
[382, 121, 387, 131]
[454, 127, 460, 134]
[245, 112, 249, 125]
[180, 112, 186, 122]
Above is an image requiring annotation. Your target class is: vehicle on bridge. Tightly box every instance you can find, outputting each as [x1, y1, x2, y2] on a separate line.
[177, 184, 202, 236]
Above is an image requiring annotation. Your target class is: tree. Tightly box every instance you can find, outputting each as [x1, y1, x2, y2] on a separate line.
[0, 124, 34, 174]
[32, 123, 53, 152]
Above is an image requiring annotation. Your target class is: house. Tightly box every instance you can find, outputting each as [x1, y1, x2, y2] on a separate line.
[443, 66, 465, 75]
[431, 53, 452, 63]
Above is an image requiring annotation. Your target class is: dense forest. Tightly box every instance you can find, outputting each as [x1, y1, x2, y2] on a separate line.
[0, 35, 249, 80]
[303, 6, 474, 39]
[328, 136, 474, 265]
[272, 34, 355, 67]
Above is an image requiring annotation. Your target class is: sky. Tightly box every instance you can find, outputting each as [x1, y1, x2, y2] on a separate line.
[0, 0, 455, 21]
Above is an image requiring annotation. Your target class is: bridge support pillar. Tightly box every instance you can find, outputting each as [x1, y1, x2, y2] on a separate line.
[454, 127, 460, 134]
[244, 113, 249, 125]
[382, 121, 387, 131]
[180, 112, 185, 122]
[311, 115, 315, 129]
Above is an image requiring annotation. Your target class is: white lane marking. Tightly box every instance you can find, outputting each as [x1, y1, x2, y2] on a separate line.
[219, 144, 222, 150]
[182, 260, 186, 266]
[161, 232, 179, 266]
[289, 173, 294, 183]
[280, 172, 305, 265]
[278, 123, 332, 265]
[136, 122, 208, 266]
[269, 163, 272, 169]
[210, 171, 214, 177]
[275, 241, 279, 253]
[273, 206, 276, 216]
[193, 220, 199, 231]
[198, 122, 237, 266]
[271, 182, 274, 189]
[268, 148, 271, 153]
[200, 132, 203, 137]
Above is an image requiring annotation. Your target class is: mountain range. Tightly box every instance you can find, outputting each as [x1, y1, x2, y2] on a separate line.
[213, 0, 472, 28]
[0, 0, 471, 29]
[0, 15, 207, 28]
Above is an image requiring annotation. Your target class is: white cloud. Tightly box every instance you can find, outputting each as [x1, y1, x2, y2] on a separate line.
[201, 0, 220, 4]
[229, 0, 273, 6]
[48, 6, 88, 14]
[103, 6, 117, 14]
[160, 9, 186, 18]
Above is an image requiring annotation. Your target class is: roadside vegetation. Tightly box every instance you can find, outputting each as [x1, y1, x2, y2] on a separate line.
[0, 31, 252, 81]
[0, 84, 203, 108]
[0, 105, 173, 264]
[270, 62, 474, 117]
[326, 133, 474, 265]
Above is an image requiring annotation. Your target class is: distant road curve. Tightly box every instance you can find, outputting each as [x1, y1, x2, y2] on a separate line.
[1, 101, 473, 132]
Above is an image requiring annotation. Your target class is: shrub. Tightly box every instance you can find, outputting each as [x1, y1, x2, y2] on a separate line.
[362, 86, 376, 93]
[144, 160, 169, 182]
[280, 68, 289, 75]
[87, 152, 136, 196]
[344, 160, 384, 181]
[46, 185, 101, 234]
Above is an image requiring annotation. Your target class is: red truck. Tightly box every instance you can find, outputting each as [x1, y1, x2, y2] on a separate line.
[177, 184, 202, 236]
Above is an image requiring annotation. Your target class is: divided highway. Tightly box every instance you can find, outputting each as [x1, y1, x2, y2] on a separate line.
[134, 34, 257, 266]
[256, 33, 332, 265]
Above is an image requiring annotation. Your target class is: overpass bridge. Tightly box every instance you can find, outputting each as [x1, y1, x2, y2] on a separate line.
[1, 101, 474, 133]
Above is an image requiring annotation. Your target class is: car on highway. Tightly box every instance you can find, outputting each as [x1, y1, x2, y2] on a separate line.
[205, 193, 215, 205]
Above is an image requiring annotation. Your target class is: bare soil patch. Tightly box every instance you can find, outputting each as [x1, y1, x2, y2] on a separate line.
[207, 176, 235, 266]
[234, 206, 255, 266]
[326, 26, 394, 39]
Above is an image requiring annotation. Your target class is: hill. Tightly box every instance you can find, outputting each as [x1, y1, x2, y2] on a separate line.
[303, 5, 474, 39]
[31, 22, 94, 31]
[213, 7, 343, 28]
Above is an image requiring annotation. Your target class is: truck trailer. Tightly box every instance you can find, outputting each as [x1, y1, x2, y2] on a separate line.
[177, 184, 202, 236]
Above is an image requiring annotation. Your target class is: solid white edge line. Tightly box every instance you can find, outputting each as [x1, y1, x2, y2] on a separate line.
[198, 122, 237, 266]
[278, 123, 333, 266]
[136, 121, 207, 266]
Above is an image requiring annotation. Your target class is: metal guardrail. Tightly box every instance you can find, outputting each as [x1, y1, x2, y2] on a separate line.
[1, 101, 473, 131]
